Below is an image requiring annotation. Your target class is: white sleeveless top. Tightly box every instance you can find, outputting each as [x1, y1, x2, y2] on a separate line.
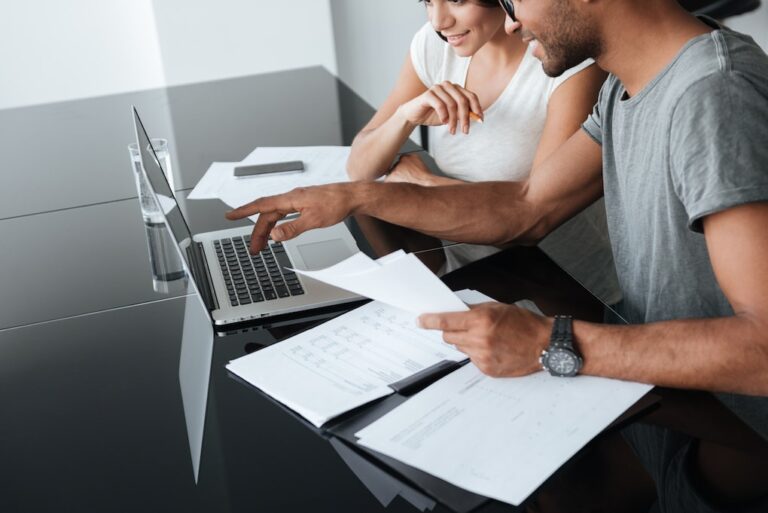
[410, 23, 621, 304]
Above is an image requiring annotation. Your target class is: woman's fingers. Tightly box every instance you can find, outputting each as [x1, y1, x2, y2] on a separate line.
[408, 82, 483, 132]
[462, 88, 483, 125]
[440, 82, 473, 134]
[424, 83, 483, 134]
[428, 86, 458, 133]
[422, 90, 450, 125]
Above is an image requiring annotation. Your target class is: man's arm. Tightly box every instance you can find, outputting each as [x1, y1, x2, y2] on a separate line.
[226, 129, 604, 254]
[578, 201, 768, 394]
[420, 202, 768, 396]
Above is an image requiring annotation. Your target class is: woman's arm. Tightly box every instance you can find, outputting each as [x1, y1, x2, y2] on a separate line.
[347, 53, 483, 181]
[347, 55, 425, 181]
[531, 64, 607, 169]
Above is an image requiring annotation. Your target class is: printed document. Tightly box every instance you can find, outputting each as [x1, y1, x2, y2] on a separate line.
[226, 287, 535, 428]
[226, 298, 467, 428]
[355, 364, 652, 506]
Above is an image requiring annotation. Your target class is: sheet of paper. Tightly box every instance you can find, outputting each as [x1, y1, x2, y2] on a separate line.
[187, 162, 237, 200]
[356, 365, 652, 506]
[188, 146, 352, 212]
[226, 298, 467, 428]
[294, 251, 469, 315]
[313, 251, 388, 276]
[240, 146, 351, 173]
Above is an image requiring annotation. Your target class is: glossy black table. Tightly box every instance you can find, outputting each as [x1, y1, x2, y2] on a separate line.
[0, 67, 647, 513]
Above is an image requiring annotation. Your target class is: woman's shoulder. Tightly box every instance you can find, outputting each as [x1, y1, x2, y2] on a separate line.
[411, 21, 444, 51]
[513, 45, 600, 100]
[410, 22, 452, 86]
[547, 58, 598, 98]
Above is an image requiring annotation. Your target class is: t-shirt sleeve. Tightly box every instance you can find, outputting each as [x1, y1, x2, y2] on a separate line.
[547, 58, 595, 99]
[410, 22, 444, 88]
[581, 76, 613, 146]
[669, 72, 768, 233]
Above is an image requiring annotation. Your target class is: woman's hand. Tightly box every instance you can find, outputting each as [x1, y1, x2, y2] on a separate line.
[385, 154, 437, 186]
[396, 81, 483, 135]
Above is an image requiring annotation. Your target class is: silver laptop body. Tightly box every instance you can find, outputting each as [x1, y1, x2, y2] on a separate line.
[132, 107, 361, 326]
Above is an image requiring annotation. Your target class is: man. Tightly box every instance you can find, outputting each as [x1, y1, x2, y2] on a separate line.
[228, 0, 768, 509]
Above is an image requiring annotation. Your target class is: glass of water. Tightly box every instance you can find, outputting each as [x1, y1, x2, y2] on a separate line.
[128, 138, 186, 288]
[127, 138, 174, 225]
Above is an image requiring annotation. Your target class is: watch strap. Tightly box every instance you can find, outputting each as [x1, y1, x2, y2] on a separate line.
[550, 315, 574, 350]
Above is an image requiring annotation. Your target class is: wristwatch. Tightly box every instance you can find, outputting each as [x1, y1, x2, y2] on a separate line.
[540, 315, 583, 377]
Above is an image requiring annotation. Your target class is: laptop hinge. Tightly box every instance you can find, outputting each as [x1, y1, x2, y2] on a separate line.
[187, 242, 219, 312]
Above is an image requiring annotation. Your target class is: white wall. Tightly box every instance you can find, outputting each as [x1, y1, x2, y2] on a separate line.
[0, 0, 337, 110]
[330, 0, 425, 110]
[1, 1, 762, 112]
[0, 0, 166, 110]
[151, 0, 337, 86]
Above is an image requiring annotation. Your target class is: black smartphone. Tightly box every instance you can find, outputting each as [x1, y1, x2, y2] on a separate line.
[234, 160, 305, 177]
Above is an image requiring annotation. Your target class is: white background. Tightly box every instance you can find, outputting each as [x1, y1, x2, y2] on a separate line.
[0, 0, 337, 110]
[0, 0, 765, 110]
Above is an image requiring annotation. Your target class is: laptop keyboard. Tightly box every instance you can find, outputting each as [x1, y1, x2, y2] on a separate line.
[214, 235, 304, 307]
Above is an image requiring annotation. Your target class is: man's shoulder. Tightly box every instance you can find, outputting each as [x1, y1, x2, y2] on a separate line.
[670, 30, 768, 123]
[671, 28, 768, 99]
[593, 73, 622, 107]
[716, 27, 768, 70]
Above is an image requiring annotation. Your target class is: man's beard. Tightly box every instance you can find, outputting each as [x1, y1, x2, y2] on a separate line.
[536, 0, 602, 77]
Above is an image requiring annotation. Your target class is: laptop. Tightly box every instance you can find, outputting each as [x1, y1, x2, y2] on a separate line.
[131, 107, 362, 326]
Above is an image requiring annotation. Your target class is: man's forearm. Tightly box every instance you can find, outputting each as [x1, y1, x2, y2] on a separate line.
[577, 314, 768, 396]
[351, 180, 547, 245]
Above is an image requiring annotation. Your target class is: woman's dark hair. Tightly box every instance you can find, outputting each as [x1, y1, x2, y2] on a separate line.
[418, 0, 502, 42]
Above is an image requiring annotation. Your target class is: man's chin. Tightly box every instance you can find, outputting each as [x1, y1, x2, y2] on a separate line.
[539, 56, 568, 78]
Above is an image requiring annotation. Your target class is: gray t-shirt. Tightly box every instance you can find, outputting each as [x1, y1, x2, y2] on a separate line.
[582, 21, 768, 439]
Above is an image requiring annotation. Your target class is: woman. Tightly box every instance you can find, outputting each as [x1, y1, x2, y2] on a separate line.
[347, 0, 620, 304]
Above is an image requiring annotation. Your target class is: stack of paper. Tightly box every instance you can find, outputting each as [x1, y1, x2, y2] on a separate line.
[355, 364, 652, 506]
[226, 297, 469, 428]
[188, 146, 352, 218]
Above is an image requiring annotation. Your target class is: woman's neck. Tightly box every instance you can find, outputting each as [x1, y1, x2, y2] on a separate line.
[472, 28, 525, 69]
[465, 29, 527, 109]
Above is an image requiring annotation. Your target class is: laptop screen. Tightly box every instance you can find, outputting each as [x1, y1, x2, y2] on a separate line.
[132, 107, 195, 257]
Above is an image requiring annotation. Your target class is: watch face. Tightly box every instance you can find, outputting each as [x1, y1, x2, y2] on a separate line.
[546, 349, 577, 376]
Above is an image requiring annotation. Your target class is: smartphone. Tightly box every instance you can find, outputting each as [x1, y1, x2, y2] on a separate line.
[234, 160, 305, 177]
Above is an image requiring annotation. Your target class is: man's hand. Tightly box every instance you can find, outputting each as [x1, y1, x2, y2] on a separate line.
[419, 303, 553, 377]
[225, 183, 359, 253]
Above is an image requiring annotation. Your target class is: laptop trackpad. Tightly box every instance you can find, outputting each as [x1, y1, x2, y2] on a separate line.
[295, 240, 353, 270]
